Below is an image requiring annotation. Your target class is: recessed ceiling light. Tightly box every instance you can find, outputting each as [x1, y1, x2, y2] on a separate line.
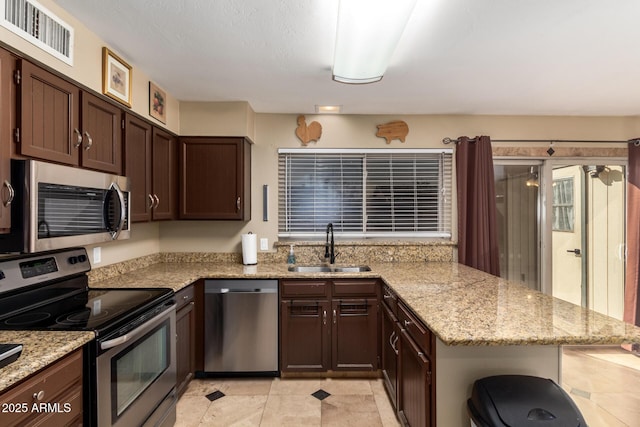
[315, 105, 342, 114]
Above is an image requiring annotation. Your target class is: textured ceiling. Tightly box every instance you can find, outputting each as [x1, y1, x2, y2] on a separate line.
[54, 0, 640, 115]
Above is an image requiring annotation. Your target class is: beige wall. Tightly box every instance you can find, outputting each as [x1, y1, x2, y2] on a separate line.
[3, 1, 640, 266]
[0, 0, 180, 134]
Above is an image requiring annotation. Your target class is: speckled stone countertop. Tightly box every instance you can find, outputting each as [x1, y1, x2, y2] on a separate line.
[89, 260, 640, 347]
[0, 330, 94, 392]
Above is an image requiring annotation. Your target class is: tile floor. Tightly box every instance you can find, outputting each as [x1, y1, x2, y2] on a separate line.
[176, 346, 640, 426]
[562, 346, 640, 427]
[175, 377, 400, 426]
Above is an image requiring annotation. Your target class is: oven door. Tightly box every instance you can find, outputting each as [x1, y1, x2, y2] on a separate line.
[96, 302, 176, 427]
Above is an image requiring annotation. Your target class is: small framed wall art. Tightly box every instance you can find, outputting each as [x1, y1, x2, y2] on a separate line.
[102, 47, 132, 107]
[149, 81, 166, 123]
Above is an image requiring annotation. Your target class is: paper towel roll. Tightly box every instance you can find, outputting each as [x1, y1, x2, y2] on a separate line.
[241, 232, 257, 265]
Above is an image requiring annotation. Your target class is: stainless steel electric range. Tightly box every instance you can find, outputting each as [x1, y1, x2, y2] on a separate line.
[0, 247, 177, 427]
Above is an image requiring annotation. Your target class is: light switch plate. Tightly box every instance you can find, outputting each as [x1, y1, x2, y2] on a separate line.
[260, 238, 269, 251]
[93, 247, 101, 264]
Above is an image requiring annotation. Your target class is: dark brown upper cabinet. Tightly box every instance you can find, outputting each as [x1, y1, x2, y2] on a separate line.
[124, 113, 176, 222]
[179, 137, 251, 220]
[0, 47, 15, 231]
[16, 60, 122, 174]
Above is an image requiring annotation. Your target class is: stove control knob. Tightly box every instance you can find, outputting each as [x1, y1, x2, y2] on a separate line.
[68, 256, 78, 265]
[78, 254, 88, 263]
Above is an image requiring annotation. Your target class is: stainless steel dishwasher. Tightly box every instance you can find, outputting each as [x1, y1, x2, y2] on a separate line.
[203, 279, 279, 375]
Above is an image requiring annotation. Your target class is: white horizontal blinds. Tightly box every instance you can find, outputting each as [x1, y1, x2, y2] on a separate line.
[279, 149, 452, 237]
[279, 153, 364, 234]
[366, 153, 444, 233]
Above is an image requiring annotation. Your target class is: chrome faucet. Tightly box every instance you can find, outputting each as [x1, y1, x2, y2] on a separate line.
[324, 223, 336, 265]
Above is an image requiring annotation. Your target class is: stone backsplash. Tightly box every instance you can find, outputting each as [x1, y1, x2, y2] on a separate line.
[88, 241, 456, 284]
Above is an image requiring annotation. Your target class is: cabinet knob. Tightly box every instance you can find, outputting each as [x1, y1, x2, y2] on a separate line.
[83, 131, 93, 150]
[33, 390, 45, 401]
[73, 128, 83, 148]
[403, 320, 412, 327]
[2, 180, 15, 207]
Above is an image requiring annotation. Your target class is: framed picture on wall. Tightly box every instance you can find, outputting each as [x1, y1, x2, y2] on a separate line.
[102, 47, 132, 107]
[149, 81, 166, 123]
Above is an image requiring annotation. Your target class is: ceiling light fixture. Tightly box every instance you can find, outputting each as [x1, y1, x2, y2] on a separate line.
[332, 0, 417, 84]
[315, 105, 342, 114]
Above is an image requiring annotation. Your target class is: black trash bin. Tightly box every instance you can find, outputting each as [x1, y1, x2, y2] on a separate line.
[468, 375, 587, 426]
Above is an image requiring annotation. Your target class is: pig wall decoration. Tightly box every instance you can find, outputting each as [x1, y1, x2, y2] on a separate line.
[376, 120, 409, 144]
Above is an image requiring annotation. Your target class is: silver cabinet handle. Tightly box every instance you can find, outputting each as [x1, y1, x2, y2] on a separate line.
[389, 330, 396, 347]
[153, 194, 160, 208]
[148, 194, 155, 209]
[333, 309, 337, 324]
[33, 390, 45, 401]
[73, 128, 82, 148]
[2, 180, 14, 207]
[323, 310, 327, 325]
[236, 196, 241, 212]
[404, 320, 412, 327]
[83, 131, 93, 150]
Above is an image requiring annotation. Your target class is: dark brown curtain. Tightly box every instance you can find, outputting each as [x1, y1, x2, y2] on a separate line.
[456, 136, 500, 276]
[624, 142, 640, 352]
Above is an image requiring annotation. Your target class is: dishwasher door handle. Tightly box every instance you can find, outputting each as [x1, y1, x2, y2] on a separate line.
[204, 288, 277, 294]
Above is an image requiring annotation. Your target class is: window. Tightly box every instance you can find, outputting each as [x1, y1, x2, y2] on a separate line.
[278, 148, 453, 238]
[552, 177, 574, 231]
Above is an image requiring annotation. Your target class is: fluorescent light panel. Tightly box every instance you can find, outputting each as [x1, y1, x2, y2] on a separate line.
[332, 0, 417, 84]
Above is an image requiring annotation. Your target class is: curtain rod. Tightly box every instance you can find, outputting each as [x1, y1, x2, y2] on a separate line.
[442, 137, 640, 146]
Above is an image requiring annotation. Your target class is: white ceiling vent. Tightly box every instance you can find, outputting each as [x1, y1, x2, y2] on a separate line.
[2, 0, 74, 65]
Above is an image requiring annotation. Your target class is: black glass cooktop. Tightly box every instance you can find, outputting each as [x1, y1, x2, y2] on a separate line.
[0, 287, 173, 335]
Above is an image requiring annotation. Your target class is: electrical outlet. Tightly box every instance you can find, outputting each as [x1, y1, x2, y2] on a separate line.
[93, 247, 102, 264]
[260, 238, 269, 251]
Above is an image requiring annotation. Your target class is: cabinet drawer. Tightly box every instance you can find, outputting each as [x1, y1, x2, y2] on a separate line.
[0, 349, 82, 427]
[280, 280, 329, 298]
[176, 285, 195, 311]
[398, 302, 432, 357]
[381, 284, 398, 315]
[332, 279, 379, 297]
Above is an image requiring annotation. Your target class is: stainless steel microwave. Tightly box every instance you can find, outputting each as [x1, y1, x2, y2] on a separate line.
[0, 160, 130, 253]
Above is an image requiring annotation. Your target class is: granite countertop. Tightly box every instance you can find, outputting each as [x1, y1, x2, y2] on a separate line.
[90, 260, 640, 347]
[0, 330, 94, 392]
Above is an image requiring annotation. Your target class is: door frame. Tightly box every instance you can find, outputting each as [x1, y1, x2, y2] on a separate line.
[495, 156, 627, 298]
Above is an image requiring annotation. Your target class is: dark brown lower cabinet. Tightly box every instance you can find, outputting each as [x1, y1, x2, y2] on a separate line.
[381, 300, 399, 407]
[279, 279, 380, 373]
[280, 300, 330, 371]
[175, 285, 196, 397]
[332, 298, 379, 370]
[398, 328, 432, 427]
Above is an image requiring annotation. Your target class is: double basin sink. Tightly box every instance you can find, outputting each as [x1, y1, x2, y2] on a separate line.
[287, 265, 371, 273]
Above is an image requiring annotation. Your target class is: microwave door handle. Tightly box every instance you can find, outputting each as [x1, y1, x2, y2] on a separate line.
[107, 182, 126, 240]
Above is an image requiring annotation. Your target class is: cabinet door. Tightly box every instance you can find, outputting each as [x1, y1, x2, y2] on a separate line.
[381, 301, 399, 408]
[332, 298, 379, 371]
[280, 300, 330, 372]
[17, 59, 80, 166]
[124, 113, 152, 222]
[0, 48, 14, 230]
[80, 91, 122, 174]
[176, 299, 196, 397]
[179, 137, 251, 220]
[398, 329, 432, 427]
[152, 127, 176, 220]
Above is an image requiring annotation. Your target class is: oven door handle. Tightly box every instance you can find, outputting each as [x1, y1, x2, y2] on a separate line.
[100, 302, 176, 351]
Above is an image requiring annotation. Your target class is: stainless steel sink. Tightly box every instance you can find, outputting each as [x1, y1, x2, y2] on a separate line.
[288, 265, 371, 273]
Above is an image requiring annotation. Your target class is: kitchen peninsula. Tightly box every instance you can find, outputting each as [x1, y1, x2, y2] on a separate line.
[85, 257, 640, 426]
